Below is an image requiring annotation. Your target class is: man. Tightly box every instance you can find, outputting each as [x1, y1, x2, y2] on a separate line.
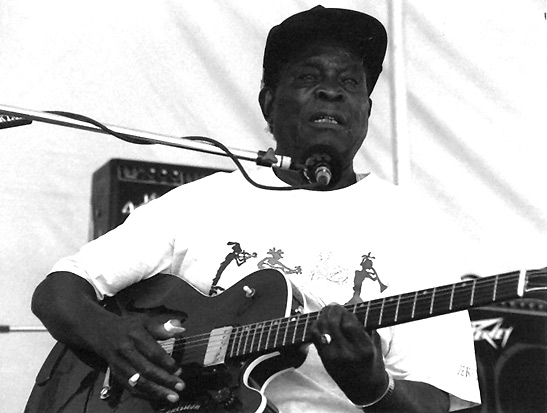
[29, 6, 480, 412]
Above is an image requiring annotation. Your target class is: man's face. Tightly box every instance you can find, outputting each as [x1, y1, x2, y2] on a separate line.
[260, 43, 371, 168]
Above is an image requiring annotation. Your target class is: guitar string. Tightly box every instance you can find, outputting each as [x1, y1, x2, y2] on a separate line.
[165, 271, 526, 359]
[165, 271, 546, 364]
[165, 269, 546, 364]
[170, 271, 523, 356]
[162, 271, 528, 361]
[169, 268, 545, 354]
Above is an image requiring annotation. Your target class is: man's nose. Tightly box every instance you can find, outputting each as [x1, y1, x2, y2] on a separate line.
[315, 80, 344, 101]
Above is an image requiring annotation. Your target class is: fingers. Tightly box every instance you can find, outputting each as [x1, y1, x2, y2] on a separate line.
[313, 304, 367, 347]
[113, 340, 185, 403]
[310, 305, 388, 403]
[102, 317, 186, 403]
[122, 362, 184, 403]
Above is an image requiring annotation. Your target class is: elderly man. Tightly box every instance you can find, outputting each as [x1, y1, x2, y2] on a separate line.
[28, 6, 480, 412]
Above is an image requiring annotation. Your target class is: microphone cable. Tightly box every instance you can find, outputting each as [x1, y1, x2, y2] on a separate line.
[46, 111, 323, 191]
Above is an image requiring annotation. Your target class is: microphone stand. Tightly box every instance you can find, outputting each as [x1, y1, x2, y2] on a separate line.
[0, 324, 48, 333]
[0, 104, 294, 170]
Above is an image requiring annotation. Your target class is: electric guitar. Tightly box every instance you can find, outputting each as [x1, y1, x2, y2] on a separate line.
[25, 267, 546, 413]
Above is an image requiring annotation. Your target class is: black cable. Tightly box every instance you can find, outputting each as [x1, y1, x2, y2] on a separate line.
[46, 111, 319, 191]
[47, 111, 152, 145]
[181, 135, 321, 191]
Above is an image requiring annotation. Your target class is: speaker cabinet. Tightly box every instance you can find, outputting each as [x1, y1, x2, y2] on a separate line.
[464, 298, 547, 413]
[91, 159, 223, 239]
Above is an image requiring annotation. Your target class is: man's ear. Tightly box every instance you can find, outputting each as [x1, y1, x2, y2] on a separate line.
[259, 87, 275, 122]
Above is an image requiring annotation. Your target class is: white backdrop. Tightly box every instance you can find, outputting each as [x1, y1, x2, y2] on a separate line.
[0, 1, 545, 411]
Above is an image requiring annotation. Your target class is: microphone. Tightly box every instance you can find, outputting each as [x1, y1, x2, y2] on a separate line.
[313, 164, 332, 186]
[303, 146, 341, 187]
[305, 154, 333, 186]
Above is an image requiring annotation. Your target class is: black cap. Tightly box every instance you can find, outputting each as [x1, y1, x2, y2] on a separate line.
[262, 5, 387, 95]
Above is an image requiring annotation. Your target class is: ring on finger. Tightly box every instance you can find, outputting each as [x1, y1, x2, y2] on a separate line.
[320, 333, 332, 345]
[127, 372, 141, 387]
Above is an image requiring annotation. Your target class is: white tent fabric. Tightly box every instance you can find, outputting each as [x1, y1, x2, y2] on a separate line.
[0, 1, 545, 411]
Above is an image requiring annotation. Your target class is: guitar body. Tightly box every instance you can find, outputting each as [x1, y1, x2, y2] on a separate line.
[25, 269, 306, 413]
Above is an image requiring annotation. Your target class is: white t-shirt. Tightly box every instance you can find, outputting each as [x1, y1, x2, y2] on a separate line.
[52, 168, 481, 411]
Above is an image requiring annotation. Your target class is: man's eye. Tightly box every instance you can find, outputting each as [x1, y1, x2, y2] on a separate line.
[343, 78, 359, 87]
[297, 74, 317, 82]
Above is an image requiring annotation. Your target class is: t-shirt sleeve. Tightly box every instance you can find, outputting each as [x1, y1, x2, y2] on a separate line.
[50, 195, 178, 300]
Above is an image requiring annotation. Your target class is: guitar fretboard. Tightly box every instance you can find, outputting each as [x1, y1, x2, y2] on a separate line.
[227, 269, 526, 359]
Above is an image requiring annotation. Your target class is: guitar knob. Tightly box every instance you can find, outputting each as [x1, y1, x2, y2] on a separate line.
[243, 286, 255, 298]
[211, 387, 233, 403]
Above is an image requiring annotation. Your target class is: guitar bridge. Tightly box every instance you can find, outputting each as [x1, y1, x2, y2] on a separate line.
[204, 326, 233, 366]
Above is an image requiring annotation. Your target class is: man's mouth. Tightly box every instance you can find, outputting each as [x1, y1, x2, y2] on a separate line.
[310, 113, 344, 126]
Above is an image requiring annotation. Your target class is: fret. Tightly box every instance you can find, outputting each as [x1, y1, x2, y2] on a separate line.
[250, 322, 259, 353]
[364, 302, 371, 327]
[411, 291, 418, 319]
[499, 271, 522, 300]
[265, 320, 275, 350]
[492, 275, 499, 301]
[414, 289, 433, 320]
[378, 298, 386, 326]
[429, 287, 436, 315]
[381, 296, 398, 326]
[257, 321, 266, 352]
[228, 332, 235, 358]
[452, 280, 473, 311]
[432, 285, 452, 315]
[517, 269, 526, 296]
[395, 295, 402, 322]
[291, 316, 299, 344]
[470, 279, 476, 306]
[265, 320, 276, 350]
[287, 316, 297, 345]
[273, 319, 282, 348]
[295, 314, 308, 345]
[366, 299, 382, 328]
[393, 291, 414, 324]
[242, 325, 251, 355]
[302, 313, 310, 342]
[281, 319, 289, 346]
[232, 327, 242, 357]
[284, 317, 296, 346]
[449, 284, 455, 311]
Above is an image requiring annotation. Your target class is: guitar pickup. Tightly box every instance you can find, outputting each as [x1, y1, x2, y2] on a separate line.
[204, 326, 233, 366]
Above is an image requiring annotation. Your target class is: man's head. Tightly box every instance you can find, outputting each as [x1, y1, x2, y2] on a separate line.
[261, 6, 387, 94]
[258, 6, 387, 186]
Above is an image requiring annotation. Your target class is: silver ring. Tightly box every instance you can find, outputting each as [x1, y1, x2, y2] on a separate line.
[127, 372, 141, 387]
[320, 333, 332, 345]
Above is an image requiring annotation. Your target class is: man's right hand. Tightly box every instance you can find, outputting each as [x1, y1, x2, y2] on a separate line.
[92, 314, 186, 403]
[32, 271, 186, 404]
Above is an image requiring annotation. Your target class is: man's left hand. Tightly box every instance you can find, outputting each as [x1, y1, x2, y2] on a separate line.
[311, 304, 389, 405]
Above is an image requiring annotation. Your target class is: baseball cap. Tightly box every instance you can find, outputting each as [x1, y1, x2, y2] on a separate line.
[262, 5, 387, 95]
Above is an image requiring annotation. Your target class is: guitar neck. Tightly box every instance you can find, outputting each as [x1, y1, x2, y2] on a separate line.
[227, 269, 530, 359]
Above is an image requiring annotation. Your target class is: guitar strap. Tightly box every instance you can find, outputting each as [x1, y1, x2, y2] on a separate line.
[24, 343, 100, 412]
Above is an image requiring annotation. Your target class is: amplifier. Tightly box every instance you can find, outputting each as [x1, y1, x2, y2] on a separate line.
[91, 159, 223, 239]
[464, 298, 547, 413]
